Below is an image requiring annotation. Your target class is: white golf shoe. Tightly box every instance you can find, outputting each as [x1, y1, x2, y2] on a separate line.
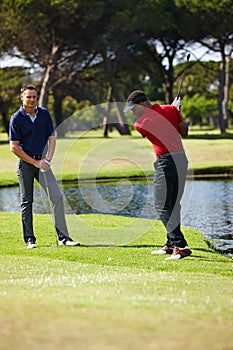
[165, 246, 192, 260]
[26, 239, 37, 249]
[58, 238, 80, 246]
[151, 245, 173, 255]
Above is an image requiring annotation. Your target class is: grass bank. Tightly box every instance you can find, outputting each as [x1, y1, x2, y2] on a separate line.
[1, 129, 233, 186]
[0, 211, 232, 350]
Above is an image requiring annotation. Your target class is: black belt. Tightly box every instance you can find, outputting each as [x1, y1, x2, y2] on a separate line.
[31, 154, 42, 160]
[158, 151, 184, 158]
[158, 152, 171, 158]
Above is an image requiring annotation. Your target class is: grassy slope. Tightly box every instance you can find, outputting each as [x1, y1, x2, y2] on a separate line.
[0, 212, 232, 350]
[0, 130, 232, 349]
[1, 129, 233, 186]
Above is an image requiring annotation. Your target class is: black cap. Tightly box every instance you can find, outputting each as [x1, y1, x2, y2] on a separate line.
[124, 90, 148, 112]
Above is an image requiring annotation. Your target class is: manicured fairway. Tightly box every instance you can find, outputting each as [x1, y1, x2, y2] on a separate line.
[0, 212, 232, 350]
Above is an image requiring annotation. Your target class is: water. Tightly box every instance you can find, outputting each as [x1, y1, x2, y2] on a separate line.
[0, 180, 232, 256]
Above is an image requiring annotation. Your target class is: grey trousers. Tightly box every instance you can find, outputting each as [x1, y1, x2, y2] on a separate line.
[17, 159, 69, 242]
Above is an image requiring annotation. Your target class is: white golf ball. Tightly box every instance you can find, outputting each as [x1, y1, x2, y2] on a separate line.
[108, 257, 113, 261]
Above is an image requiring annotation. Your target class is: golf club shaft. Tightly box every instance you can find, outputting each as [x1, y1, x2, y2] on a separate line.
[177, 53, 190, 98]
[43, 171, 58, 246]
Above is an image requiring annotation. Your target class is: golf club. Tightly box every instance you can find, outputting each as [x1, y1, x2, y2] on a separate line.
[177, 53, 191, 98]
[42, 170, 59, 247]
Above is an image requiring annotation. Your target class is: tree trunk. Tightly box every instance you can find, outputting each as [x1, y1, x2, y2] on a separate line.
[1, 111, 9, 135]
[163, 81, 173, 104]
[218, 61, 226, 134]
[80, 85, 129, 136]
[38, 43, 59, 108]
[95, 103, 125, 134]
[0, 96, 9, 134]
[166, 58, 174, 104]
[38, 64, 52, 107]
[103, 85, 112, 137]
[53, 94, 65, 138]
[110, 77, 131, 135]
[222, 55, 230, 129]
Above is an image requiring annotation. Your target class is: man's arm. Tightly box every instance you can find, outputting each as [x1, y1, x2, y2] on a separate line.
[46, 135, 56, 161]
[178, 121, 188, 137]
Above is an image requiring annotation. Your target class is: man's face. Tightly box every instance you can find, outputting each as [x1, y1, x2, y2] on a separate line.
[21, 89, 37, 109]
[131, 104, 146, 118]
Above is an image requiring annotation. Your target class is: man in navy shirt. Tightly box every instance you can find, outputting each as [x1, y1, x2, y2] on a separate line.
[9, 85, 80, 248]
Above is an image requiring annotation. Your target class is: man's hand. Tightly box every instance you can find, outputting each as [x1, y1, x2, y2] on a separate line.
[172, 96, 182, 110]
[39, 158, 52, 172]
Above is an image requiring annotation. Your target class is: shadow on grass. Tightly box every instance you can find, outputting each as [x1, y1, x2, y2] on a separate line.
[70, 244, 220, 253]
[79, 244, 158, 248]
[60, 135, 105, 140]
[187, 132, 233, 140]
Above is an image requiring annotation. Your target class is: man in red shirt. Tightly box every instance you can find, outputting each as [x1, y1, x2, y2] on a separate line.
[124, 90, 192, 260]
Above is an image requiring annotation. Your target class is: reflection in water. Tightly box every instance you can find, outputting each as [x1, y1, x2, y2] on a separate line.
[0, 180, 232, 255]
[183, 181, 233, 239]
[64, 181, 153, 219]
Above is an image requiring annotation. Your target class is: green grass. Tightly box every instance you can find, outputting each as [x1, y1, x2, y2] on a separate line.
[1, 129, 233, 186]
[0, 212, 232, 350]
[0, 129, 233, 349]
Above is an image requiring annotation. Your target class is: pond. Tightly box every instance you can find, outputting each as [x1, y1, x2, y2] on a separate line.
[0, 179, 232, 256]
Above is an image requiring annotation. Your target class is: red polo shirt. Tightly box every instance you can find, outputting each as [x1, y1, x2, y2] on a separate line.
[134, 103, 185, 156]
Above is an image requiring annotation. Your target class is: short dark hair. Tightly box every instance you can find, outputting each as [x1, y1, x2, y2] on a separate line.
[20, 85, 37, 93]
[123, 90, 149, 112]
[126, 90, 148, 104]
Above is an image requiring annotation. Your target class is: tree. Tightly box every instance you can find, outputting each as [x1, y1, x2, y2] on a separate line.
[47, 0, 153, 136]
[181, 93, 218, 127]
[178, 0, 233, 133]
[2, 0, 135, 135]
[130, 0, 196, 103]
[1, 0, 232, 135]
[0, 67, 29, 134]
[2, 0, 105, 105]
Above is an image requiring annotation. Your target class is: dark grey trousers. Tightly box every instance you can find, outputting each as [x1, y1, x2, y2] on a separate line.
[17, 159, 69, 242]
[154, 153, 188, 248]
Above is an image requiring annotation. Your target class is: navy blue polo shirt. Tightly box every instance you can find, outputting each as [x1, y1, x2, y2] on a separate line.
[9, 106, 55, 156]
